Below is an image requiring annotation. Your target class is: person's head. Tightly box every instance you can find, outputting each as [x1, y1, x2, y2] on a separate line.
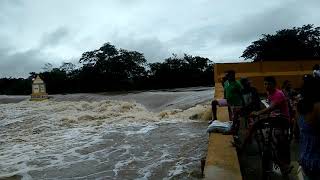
[313, 64, 319, 71]
[226, 70, 236, 82]
[240, 77, 250, 89]
[264, 76, 277, 92]
[302, 74, 313, 89]
[297, 76, 320, 115]
[222, 75, 228, 84]
[282, 80, 291, 90]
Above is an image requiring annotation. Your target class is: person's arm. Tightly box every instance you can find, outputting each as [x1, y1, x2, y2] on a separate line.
[223, 81, 227, 99]
[239, 90, 245, 107]
[252, 94, 284, 116]
[235, 83, 245, 106]
[253, 104, 276, 116]
[247, 88, 260, 109]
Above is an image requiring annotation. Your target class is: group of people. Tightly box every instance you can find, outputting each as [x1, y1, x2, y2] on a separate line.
[210, 67, 320, 179]
[210, 70, 261, 135]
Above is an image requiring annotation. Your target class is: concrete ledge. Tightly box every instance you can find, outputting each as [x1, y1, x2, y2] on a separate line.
[216, 70, 312, 79]
[204, 84, 242, 180]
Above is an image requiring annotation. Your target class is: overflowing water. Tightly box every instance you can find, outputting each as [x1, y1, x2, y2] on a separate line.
[0, 87, 213, 179]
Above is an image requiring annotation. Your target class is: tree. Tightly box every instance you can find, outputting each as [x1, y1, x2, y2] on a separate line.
[28, 72, 37, 80]
[241, 24, 320, 61]
[40, 68, 68, 94]
[42, 63, 53, 71]
[0, 78, 31, 95]
[79, 42, 118, 67]
[60, 62, 76, 74]
[112, 49, 147, 79]
[147, 54, 213, 88]
[78, 42, 148, 91]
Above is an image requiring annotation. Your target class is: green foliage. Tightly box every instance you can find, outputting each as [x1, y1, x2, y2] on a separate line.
[39, 68, 68, 94]
[148, 54, 213, 88]
[0, 42, 214, 95]
[0, 78, 32, 95]
[60, 62, 76, 74]
[242, 24, 320, 61]
[77, 43, 148, 92]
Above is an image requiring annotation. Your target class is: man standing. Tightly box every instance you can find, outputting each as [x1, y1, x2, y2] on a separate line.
[252, 76, 289, 119]
[210, 70, 243, 123]
[250, 76, 292, 177]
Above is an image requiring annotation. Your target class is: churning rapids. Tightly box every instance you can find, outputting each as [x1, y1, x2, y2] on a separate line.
[0, 87, 213, 180]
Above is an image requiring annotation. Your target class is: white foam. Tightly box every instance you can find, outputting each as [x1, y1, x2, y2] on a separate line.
[0, 94, 209, 179]
[124, 125, 158, 135]
[113, 158, 134, 176]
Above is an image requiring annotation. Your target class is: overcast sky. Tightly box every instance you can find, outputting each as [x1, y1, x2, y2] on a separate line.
[0, 0, 319, 77]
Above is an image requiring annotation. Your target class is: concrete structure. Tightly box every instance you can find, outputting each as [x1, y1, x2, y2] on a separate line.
[214, 60, 320, 93]
[31, 75, 48, 101]
[204, 83, 242, 180]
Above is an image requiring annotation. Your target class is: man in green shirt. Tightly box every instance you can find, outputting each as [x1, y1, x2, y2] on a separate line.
[225, 77, 243, 106]
[210, 70, 243, 123]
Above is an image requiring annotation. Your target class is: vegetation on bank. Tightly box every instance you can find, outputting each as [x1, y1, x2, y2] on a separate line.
[242, 24, 320, 61]
[0, 43, 214, 95]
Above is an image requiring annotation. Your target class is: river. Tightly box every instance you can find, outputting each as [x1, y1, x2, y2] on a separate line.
[0, 87, 213, 180]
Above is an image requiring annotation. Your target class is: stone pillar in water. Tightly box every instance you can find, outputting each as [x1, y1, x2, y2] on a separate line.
[31, 75, 48, 101]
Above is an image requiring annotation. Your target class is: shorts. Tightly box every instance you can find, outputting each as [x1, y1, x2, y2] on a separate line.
[216, 99, 228, 106]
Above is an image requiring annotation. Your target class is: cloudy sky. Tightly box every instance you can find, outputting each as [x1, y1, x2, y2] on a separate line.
[0, 0, 319, 77]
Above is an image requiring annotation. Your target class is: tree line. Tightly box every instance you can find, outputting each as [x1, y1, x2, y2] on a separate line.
[0, 43, 214, 95]
[241, 24, 320, 61]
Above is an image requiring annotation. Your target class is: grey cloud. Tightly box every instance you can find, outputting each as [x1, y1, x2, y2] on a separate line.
[114, 0, 144, 6]
[0, 48, 46, 78]
[0, 27, 70, 78]
[0, 36, 11, 52]
[170, 1, 305, 50]
[113, 37, 171, 62]
[0, 34, 64, 78]
[164, 0, 320, 61]
[219, 1, 315, 45]
[168, 25, 217, 50]
[40, 27, 70, 48]
[0, 0, 23, 8]
[0, 35, 169, 78]
[0, 0, 22, 24]
[71, 32, 171, 63]
[1, 0, 320, 78]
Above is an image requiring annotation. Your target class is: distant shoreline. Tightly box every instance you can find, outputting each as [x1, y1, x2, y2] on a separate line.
[0, 95, 29, 104]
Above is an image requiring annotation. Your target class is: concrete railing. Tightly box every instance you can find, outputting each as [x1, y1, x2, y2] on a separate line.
[214, 60, 319, 93]
[204, 84, 242, 180]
